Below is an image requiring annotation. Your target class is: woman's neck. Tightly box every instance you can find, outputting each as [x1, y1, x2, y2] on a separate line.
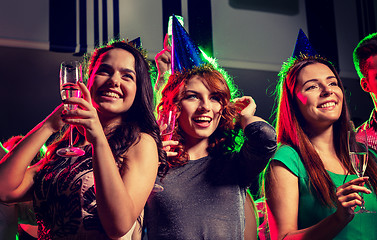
[371, 92, 377, 112]
[307, 125, 347, 174]
[99, 115, 122, 134]
[308, 125, 335, 152]
[185, 137, 209, 161]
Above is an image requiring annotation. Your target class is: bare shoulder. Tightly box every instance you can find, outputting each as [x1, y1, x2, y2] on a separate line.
[249, 116, 266, 123]
[267, 160, 298, 203]
[269, 160, 296, 180]
[125, 133, 158, 164]
[134, 133, 157, 150]
[139, 132, 157, 144]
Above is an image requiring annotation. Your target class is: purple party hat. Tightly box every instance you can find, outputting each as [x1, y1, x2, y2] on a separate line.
[292, 29, 317, 58]
[171, 14, 206, 74]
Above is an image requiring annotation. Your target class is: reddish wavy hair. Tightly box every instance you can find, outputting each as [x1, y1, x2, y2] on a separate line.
[158, 66, 240, 168]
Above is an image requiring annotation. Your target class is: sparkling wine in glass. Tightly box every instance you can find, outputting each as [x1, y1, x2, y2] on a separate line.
[152, 107, 177, 193]
[56, 61, 85, 157]
[348, 130, 374, 213]
[158, 108, 177, 142]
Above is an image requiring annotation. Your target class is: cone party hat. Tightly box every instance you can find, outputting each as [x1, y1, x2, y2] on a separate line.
[129, 37, 141, 49]
[171, 14, 206, 74]
[292, 29, 317, 58]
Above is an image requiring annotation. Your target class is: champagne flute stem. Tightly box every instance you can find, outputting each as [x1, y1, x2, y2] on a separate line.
[359, 172, 366, 210]
[69, 125, 73, 148]
[360, 191, 366, 210]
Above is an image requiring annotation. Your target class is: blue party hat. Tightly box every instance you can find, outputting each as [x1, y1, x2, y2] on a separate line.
[129, 37, 141, 48]
[292, 29, 317, 58]
[126, 37, 148, 60]
[127, 37, 142, 48]
[171, 15, 206, 74]
[278, 29, 332, 89]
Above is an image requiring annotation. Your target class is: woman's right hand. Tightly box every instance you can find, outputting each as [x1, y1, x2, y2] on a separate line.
[335, 176, 371, 221]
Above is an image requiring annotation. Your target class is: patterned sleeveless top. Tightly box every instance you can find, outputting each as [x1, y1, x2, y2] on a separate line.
[33, 145, 135, 240]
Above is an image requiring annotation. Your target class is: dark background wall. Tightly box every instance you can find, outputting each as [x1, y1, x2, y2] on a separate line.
[0, 45, 371, 142]
[0, 0, 375, 142]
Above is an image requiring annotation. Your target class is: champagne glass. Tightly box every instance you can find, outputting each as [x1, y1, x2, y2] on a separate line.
[348, 129, 374, 213]
[158, 108, 177, 142]
[56, 61, 86, 157]
[152, 107, 177, 192]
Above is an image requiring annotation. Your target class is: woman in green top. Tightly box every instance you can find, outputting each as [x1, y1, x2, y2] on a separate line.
[264, 54, 377, 239]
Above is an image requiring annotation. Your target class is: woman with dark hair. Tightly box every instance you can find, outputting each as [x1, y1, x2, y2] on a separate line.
[0, 40, 166, 240]
[264, 55, 377, 239]
[145, 64, 277, 239]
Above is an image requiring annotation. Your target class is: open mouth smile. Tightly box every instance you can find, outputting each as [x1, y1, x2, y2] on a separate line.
[99, 89, 123, 99]
[193, 116, 212, 123]
[318, 101, 336, 108]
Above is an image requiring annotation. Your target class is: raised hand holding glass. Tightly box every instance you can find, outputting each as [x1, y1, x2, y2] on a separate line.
[153, 107, 177, 193]
[348, 129, 374, 213]
[158, 108, 177, 142]
[56, 61, 86, 157]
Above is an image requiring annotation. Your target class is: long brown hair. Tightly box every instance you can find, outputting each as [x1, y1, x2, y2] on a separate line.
[45, 40, 168, 176]
[158, 66, 240, 168]
[272, 58, 377, 206]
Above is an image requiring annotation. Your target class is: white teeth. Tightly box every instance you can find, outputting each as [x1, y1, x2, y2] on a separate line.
[103, 92, 120, 98]
[194, 117, 211, 122]
[319, 102, 335, 108]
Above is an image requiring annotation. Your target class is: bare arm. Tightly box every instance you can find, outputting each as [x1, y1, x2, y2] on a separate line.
[92, 133, 158, 239]
[0, 105, 64, 202]
[267, 160, 370, 240]
[63, 83, 158, 238]
[244, 192, 258, 240]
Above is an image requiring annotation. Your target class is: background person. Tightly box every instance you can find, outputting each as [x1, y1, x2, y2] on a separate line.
[353, 32, 377, 151]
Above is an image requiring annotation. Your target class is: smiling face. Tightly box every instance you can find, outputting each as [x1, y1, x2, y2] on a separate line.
[294, 62, 343, 129]
[88, 48, 137, 121]
[178, 76, 223, 144]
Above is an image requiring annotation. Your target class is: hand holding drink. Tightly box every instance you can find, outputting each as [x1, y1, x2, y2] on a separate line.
[348, 129, 374, 213]
[56, 61, 85, 157]
[158, 108, 177, 142]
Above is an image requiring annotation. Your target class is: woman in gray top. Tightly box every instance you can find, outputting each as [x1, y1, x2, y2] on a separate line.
[145, 64, 277, 239]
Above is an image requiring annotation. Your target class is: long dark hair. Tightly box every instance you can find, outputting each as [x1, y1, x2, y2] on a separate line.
[158, 66, 240, 168]
[269, 57, 377, 206]
[46, 40, 167, 175]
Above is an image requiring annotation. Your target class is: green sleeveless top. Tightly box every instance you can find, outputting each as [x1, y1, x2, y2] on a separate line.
[272, 145, 377, 239]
